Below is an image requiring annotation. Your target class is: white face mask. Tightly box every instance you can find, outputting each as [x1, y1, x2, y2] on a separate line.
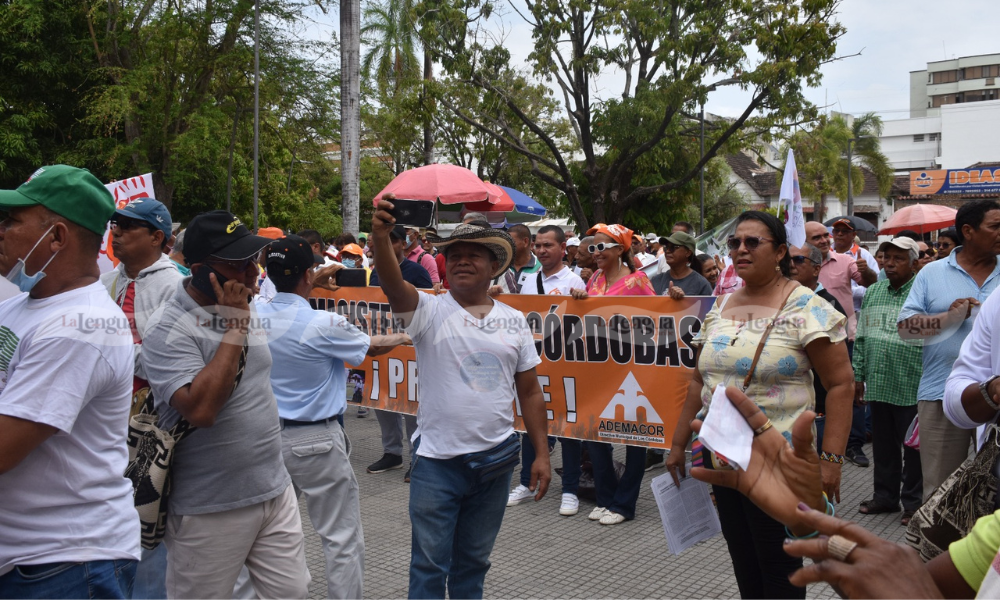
[5, 225, 58, 293]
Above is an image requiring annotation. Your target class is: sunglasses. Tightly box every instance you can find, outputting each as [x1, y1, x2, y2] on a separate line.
[791, 255, 819, 265]
[727, 235, 774, 252]
[206, 253, 260, 273]
[918, 250, 935, 259]
[934, 241, 953, 248]
[111, 217, 156, 232]
[587, 242, 621, 253]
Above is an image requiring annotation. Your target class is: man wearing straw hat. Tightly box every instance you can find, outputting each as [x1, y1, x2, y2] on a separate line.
[371, 196, 551, 599]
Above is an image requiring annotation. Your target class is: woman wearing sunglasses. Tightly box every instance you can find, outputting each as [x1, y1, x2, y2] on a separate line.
[569, 223, 654, 526]
[649, 231, 713, 299]
[666, 211, 854, 599]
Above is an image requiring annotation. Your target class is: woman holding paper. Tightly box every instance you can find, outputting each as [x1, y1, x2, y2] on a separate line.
[665, 211, 854, 599]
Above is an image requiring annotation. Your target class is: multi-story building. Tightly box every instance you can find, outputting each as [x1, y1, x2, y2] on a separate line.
[881, 53, 1000, 172]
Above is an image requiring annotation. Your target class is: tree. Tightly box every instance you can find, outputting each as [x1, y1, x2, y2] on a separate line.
[0, 0, 104, 185]
[785, 112, 892, 219]
[415, 0, 845, 229]
[342, 0, 362, 235]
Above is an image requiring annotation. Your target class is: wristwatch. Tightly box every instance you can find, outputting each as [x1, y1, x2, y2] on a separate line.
[979, 375, 1000, 411]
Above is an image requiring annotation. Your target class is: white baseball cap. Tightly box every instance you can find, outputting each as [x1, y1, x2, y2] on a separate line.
[566, 237, 581, 247]
[645, 233, 658, 242]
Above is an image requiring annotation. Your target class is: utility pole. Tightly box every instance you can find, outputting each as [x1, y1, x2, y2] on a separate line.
[252, 0, 260, 230]
[699, 103, 705, 234]
[340, 0, 361, 236]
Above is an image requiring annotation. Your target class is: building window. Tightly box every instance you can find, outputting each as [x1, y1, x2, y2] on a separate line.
[913, 134, 925, 142]
[929, 133, 939, 141]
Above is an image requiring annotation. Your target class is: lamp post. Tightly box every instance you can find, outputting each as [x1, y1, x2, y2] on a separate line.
[846, 135, 873, 217]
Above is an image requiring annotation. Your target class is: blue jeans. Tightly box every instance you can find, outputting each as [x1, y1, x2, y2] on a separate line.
[848, 403, 871, 451]
[408, 440, 515, 599]
[519, 435, 582, 494]
[0, 559, 136, 599]
[585, 442, 646, 520]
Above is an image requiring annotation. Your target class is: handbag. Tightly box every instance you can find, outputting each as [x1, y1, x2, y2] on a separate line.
[464, 433, 521, 481]
[124, 338, 249, 550]
[905, 423, 1000, 562]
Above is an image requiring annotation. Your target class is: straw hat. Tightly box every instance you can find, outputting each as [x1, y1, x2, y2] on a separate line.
[425, 223, 515, 278]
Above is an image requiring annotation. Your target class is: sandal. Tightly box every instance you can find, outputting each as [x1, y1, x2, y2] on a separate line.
[858, 499, 900, 515]
[901, 509, 915, 526]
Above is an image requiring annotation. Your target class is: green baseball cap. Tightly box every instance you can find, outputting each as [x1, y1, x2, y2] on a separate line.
[0, 165, 115, 235]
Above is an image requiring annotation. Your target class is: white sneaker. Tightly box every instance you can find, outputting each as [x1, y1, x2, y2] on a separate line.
[506, 484, 534, 506]
[588, 506, 608, 521]
[600, 511, 627, 525]
[559, 493, 579, 516]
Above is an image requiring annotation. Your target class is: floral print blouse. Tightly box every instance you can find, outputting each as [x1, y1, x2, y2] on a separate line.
[691, 285, 847, 442]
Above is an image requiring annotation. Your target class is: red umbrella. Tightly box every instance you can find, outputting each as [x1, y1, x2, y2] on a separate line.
[459, 182, 515, 212]
[372, 164, 503, 205]
[879, 204, 957, 235]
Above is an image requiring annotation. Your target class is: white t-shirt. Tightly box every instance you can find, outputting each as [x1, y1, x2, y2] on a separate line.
[0, 282, 139, 576]
[519, 266, 586, 296]
[406, 292, 541, 459]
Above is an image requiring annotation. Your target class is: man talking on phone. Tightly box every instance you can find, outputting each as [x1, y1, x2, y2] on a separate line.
[372, 195, 551, 599]
[140, 210, 310, 599]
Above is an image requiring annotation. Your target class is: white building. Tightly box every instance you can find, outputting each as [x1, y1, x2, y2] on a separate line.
[881, 53, 1000, 172]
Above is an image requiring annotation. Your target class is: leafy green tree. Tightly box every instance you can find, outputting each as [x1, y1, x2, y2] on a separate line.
[785, 112, 892, 219]
[415, 0, 845, 229]
[0, 0, 103, 184]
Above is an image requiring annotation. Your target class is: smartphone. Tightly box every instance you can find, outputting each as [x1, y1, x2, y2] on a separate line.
[336, 268, 369, 287]
[388, 199, 436, 228]
[191, 265, 252, 304]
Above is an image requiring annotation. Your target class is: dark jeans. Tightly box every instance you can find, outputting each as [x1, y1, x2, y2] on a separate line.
[0, 559, 137, 599]
[408, 439, 514, 599]
[871, 402, 923, 510]
[520, 435, 582, 494]
[713, 485, 805, 599]
[585, 442, 646, 520]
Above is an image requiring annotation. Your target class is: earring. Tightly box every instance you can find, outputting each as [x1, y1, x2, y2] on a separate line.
[775, 264, 781, 272]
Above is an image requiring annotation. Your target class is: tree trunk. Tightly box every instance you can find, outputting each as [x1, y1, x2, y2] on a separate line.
[422, 48, 434, 165]
[341, 0, 361, 236]
[152, 172, 174, 211]
[817, 193, 826, 222]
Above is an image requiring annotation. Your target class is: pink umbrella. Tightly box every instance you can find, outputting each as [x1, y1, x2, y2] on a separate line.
[460, 182, 515, 212]
[372, 164, 503, 205]
[879, 204, 957, 235]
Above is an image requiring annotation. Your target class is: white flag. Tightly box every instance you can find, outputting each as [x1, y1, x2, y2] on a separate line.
[778, 149, 805, 247]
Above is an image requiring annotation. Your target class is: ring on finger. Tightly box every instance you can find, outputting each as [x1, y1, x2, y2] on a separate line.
[827, 534, 859, 562]
[753, 419, 773, 437]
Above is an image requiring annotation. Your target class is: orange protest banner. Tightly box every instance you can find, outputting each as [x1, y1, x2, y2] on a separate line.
[310, 287, 713, 449]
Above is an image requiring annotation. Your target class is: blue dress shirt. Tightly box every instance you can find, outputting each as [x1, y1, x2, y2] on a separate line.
[257, 292, 371, 420]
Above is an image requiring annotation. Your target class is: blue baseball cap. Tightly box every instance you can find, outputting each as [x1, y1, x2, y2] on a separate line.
[115, 198, 172, 238]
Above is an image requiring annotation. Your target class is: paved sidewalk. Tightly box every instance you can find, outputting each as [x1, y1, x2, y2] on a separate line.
[299, 407, 904, 599]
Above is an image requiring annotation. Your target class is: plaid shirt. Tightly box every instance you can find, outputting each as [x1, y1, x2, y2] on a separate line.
[852, 277, 923, 406]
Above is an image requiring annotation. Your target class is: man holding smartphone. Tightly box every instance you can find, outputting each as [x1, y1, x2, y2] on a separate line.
[372, 196, 551, 599]
[141, 210, 309, 599]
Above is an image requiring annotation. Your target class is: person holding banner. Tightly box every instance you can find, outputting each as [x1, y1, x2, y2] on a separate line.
[649, 231, 712, 299]
[372, 197, 551, 600]
[507, 225, 586, 517]
[570, 223, 655, 526]
[667, 211, 853, 599]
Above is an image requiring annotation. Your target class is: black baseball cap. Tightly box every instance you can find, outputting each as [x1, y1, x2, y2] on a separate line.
[183, 210, 273, 265]
[389, 225, 407, 242]
[266, 235, 322, 276]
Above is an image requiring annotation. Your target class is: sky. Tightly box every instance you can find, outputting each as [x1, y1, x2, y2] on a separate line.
[303, 0, 1000, 122]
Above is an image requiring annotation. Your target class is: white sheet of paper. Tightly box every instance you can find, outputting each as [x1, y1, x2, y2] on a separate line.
[697, 384, 754, 470]
[650, 469, 722, 555]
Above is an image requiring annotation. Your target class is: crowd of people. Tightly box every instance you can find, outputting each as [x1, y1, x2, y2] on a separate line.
[3, 164, 1000, 600]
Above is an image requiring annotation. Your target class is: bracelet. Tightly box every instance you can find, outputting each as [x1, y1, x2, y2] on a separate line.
[784, 493, 835, 540]
[819, 451, 845, 465]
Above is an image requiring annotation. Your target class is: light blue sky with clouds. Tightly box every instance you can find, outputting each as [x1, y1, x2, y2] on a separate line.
[306, 0, 999, 122]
